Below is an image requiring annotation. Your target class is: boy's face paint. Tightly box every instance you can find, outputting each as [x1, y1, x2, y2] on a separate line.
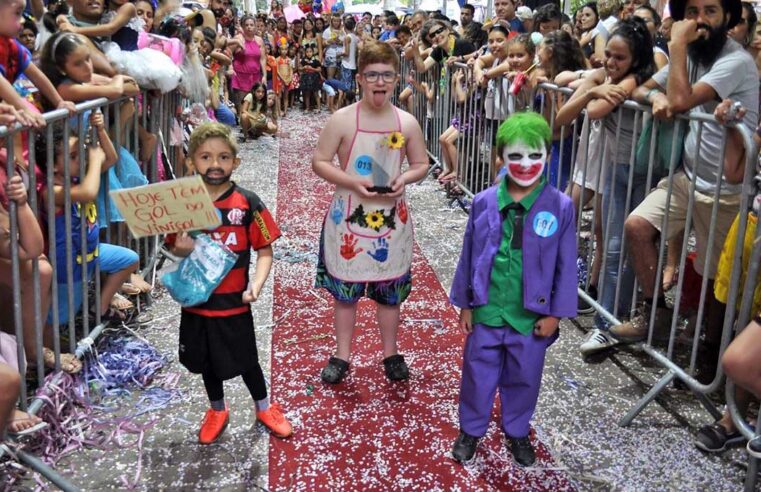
[503, 140, 546, 187]
[188, 137, 240, 186]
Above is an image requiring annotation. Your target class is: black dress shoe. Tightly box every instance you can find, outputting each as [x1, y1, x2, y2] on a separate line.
[452, 431, 479, 463]
[507, 436, 536, 466]
[383, 354, 409, 381]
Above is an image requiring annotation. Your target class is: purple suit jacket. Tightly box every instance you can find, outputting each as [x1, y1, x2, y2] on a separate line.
[449, 183, 578, 319]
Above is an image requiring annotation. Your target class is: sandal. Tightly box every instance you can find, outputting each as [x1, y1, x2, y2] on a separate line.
[320, 357, 349, 384]
[120, 283, 142, 296]
[129, 273, 152, 293]
[695, 422, 745, 453]
[101, 307, 128, 323]
[8, 409, 48, 437]
[110, 293, 134, 311]
[42, 347, 82, 374]
[383, 354, 410, 381]
[662, 266, 679, 292]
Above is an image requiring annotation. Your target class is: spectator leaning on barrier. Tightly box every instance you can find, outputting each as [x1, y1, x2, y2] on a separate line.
[612, 0, 758, 351]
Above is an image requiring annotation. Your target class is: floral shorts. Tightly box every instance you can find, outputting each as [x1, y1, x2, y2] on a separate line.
[315, 230, 412, 306]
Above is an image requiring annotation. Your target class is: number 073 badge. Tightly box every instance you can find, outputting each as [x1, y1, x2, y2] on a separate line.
[532, 211, 558, 238]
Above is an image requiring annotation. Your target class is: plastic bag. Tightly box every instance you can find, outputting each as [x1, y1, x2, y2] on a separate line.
[161, 234, 238, 307]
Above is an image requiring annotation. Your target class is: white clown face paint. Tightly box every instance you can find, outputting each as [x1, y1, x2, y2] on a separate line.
[503, 140, 546, 187]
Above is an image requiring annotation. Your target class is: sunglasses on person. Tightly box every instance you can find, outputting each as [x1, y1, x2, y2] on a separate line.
[427, 26, 446, 41]
[362, 71, 398, 83]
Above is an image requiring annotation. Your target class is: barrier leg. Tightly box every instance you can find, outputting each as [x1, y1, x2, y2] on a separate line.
[744, 457, 758, 491]
[12, 448, 80, 492]
[618, 371, 676, 427]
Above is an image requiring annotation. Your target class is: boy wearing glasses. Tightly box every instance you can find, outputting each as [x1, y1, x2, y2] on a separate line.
[312, 41, 429, 385]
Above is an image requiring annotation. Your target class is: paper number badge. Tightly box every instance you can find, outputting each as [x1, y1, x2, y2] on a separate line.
[533, 211, 558, 238]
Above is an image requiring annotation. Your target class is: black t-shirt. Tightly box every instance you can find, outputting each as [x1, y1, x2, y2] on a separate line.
[430, 37, 475, 64]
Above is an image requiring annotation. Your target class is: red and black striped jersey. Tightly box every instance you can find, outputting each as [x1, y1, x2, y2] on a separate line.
[167, 183, 280, 317]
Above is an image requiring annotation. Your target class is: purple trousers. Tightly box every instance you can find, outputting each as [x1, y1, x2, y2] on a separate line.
[458, 323, 556, 438]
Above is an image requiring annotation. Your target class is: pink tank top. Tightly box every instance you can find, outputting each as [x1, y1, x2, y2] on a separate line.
[232, 38, 262, 79]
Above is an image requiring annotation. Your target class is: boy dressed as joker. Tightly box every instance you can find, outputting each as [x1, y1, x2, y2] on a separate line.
[449, 112, 577, 466]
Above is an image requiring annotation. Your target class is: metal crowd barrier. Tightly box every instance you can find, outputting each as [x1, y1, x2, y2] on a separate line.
[397, 56, 761, 489]
[0, 89, 182, 489]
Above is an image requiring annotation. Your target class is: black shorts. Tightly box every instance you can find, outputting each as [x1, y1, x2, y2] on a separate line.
[179, 309, 260, 380]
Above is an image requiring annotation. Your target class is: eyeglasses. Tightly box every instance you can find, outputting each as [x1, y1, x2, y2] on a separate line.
[362, 71, 397, 83]
[427, 26, 446, 40]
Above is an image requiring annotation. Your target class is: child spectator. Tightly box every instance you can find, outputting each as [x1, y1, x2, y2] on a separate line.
[0, 170, 48, 433]
[312, 41, 429, 384]
[341, 15, 358, 97]
[168, 122, 292, 444]
[274, 39, 293, 114]
[0, 0, 75, 127]
[437, 68, 471, 184]
[265, 88, 280, 134]
[18, 15, 38, 57]
[39, 32, 150, 228]
[475, 29, 535, 185]
[38, 112, 139, 330]
[241, 82, 277, 140]
[534, 30, 586, 190]
[287, 42, 300, 109]
[300, 44, 322, 112]
[55, 0, 182, 92]
[449, 112, 577, 466]
[322, 15, 345, 81]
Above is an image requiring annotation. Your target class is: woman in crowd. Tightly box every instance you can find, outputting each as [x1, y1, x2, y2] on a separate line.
[229, 14, 267, 112]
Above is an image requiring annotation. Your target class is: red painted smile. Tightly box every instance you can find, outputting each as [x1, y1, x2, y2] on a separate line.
[508, 163, 543, 181]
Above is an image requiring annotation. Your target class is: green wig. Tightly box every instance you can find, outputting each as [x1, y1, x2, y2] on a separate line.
[496, 112, 552, 155]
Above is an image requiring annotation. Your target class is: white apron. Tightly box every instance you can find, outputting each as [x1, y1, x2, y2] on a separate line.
[322, 105, 413, 282]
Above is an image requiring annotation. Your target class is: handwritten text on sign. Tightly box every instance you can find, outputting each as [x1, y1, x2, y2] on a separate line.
[109, 176, 221, 238]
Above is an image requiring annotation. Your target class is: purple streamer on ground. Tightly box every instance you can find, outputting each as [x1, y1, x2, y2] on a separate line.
[0, 329, 182, 489]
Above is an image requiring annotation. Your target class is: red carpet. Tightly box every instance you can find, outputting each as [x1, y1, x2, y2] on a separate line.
[269, 111, 575, 491]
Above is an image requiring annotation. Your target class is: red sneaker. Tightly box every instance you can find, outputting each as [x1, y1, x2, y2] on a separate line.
[198, 407, 229, 444]
[256, 403, 293, 438]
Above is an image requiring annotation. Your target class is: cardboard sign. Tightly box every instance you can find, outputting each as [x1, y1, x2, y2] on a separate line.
[110, 176, 221, 238]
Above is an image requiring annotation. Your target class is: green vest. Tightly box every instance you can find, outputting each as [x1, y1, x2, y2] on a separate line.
[472, 178, 545, 335]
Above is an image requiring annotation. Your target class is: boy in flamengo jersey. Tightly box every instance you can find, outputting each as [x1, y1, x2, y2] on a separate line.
[168, 122, 293, 444]
[312, 41, 429, 384]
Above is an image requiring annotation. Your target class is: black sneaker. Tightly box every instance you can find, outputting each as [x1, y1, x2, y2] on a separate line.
[695, 422, 745, 453]
[452, 431, 479, 463]
[383, 354, 409, 381]
[320, 357, 349, 384]
[507, 436, 536, 467]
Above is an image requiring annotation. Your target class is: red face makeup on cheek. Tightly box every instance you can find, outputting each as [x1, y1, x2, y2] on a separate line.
[508, 162, 543, 181]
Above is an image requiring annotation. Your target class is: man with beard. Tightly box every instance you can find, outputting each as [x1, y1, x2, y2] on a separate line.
[614, 0, 757, 360]
[457, 3, 474, 37]
[209, 0, 224, 18]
